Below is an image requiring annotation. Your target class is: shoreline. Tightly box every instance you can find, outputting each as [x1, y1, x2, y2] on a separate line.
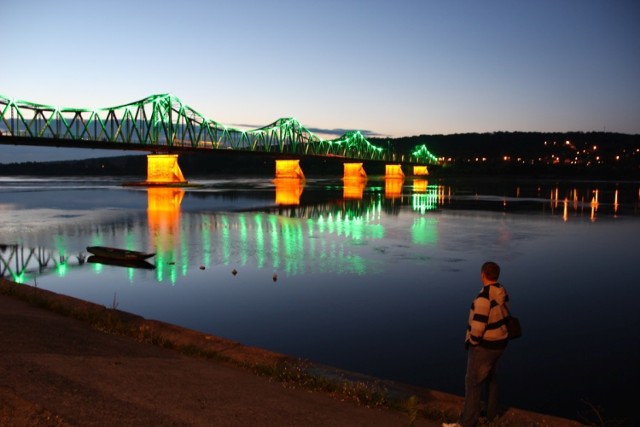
[0, 277, 584, 426]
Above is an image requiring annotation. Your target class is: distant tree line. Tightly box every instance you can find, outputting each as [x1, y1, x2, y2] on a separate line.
[371, 131, 638, 160]
[371, 131, 640, 178]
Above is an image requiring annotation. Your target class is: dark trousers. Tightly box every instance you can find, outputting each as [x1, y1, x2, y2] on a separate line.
[461, 345, 503, 427]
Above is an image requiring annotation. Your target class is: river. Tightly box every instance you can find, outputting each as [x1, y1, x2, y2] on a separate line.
[1, 175, 638, 425]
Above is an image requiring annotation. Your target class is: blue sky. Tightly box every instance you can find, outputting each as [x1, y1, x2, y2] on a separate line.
[1, 0, 639, 162]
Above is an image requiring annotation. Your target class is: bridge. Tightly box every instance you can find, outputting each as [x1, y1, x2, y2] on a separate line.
[0, 93, 439, 181]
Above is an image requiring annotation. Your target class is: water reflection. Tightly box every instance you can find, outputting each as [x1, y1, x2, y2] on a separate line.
[544, 184, 636, 221]
[0, 244, 85, 283]
[1, 179, 637, 287]
[147, 187, 185, 283]
[343, 178, 366, 200]
[273, 178, 304, 205]
[384, 177, 404, 199]
[2, 182, 443, 284]
[413, 179, 428, 193]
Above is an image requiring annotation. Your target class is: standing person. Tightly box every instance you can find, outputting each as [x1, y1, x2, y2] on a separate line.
[444, 261, 510, 427]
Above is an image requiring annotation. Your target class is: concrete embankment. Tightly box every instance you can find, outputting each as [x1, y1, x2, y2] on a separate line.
[0, 278, 584, 426]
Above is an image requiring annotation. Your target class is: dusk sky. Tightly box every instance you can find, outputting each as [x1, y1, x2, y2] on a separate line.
[1, 0, 639, 162]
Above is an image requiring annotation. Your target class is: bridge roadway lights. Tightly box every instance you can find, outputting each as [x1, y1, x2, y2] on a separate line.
[146, 154, 186, 185]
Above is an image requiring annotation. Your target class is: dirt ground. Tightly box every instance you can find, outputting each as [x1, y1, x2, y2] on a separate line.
[0, 279, 583, 426]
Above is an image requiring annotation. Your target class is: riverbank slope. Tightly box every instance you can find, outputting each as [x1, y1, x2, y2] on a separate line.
[0, 278, 583, 426]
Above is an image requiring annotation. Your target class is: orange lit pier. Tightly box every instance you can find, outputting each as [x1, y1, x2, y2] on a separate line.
[124, 155, 429, 187]
[413, 165, 429, 176]
[124, 154, 193, 187]
[275, 160, 305, 179]
[145, 154, 186, 185]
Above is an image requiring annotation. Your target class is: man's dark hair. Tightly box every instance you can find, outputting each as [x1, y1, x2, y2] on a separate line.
[481, 261, 501, 281]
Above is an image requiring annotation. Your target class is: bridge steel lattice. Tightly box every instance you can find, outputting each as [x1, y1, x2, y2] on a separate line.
[0, 93, 438, 165]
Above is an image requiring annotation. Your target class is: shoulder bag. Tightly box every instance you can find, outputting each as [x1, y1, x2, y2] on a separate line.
[505, 307, 522, 340]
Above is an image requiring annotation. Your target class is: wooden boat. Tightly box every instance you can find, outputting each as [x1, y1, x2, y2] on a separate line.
[87, 256, 155, 270]
[86, 246, 155, 261]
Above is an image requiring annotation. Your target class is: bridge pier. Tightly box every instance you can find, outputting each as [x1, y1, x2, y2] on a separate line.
[384, 165, 405, 199]
[343, 163, 367, 179]
[275, 160, 305, 179]
[413, 165, 429, 176]
[342, 163, 367, 200]
[146, 154, 186, 185]
[385, 164, 405, 178]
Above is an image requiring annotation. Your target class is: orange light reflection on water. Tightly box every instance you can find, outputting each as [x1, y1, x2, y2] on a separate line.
[413, 179, 428, 194]
[384, 178, 404, 199]
[344, 178, 366, 200]
[147, 188, 184, 282]
[590, 190, 599, 222]
[274, 178, 304, 205]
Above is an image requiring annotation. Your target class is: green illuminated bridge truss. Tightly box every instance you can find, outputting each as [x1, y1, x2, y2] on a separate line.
[0, 93, 438, 164]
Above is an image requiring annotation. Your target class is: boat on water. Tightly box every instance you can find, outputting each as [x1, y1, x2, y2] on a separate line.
[87, 255, 155, 270]
[86, 246, 155, 261]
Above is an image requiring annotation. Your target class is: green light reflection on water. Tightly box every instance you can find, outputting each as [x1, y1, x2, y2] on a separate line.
[221, 215, 230, 265]
[254, 214, 266, 269]
[6, 184, 444, 285]
[411, 217, 438, 246]
[269, 215, 280, 269]
[180, 215, 189, 279]
[238, 214, 248, 266]
[202, 215, 211, 267]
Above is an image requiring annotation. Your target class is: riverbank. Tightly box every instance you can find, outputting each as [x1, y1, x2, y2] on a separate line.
[0, 278, 584, 426]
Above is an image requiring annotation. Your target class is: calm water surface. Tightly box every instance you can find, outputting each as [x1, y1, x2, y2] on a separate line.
[1, 175, 639, 425]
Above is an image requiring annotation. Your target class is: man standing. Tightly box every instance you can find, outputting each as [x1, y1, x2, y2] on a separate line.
[444, 261, 510, 427]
